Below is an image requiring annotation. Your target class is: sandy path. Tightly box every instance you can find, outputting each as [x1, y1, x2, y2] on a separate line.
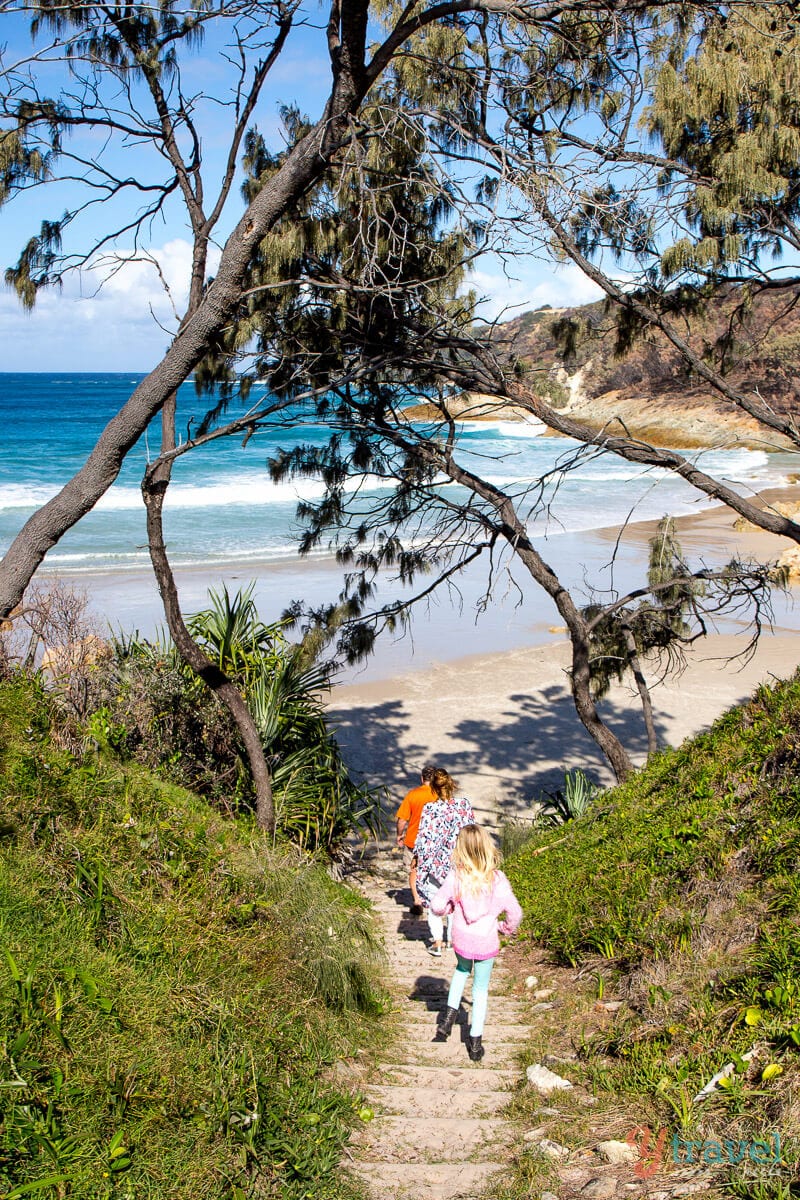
[348, 852, 530, 1199]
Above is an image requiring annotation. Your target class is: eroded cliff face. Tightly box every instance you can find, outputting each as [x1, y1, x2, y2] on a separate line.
[402, 287, 800, 448]
[551, 381, 786, 449]
[498, 288, 800, 449]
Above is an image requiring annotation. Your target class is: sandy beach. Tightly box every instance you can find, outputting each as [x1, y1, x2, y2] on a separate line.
[328, 491, 800, 826]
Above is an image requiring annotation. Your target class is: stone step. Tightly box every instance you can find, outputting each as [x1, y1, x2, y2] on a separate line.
[380, 1037, 521, 1067]
[401, 1027, 529, 1048]
[351, 1115, 505, 1164]
[348, 1160, 507, 1200]
[367, 1084, 511, 1119]
[346, 871, 529, 1200]
[377, 1063, 517, 1091]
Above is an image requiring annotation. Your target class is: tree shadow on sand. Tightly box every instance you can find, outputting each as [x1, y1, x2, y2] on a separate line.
[327, 676, 756, 824]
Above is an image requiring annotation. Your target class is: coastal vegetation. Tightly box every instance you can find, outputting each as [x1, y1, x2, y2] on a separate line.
[3, 617, 800, 1197]
[503, 671, 800, 1196]
[0, 672, 384, 1199]
[98, 585, 381, 851]
[2, 1, 800, 795]
[2, 581, 380, 851]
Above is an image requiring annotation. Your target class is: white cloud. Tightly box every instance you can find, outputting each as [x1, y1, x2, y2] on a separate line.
[1, 239, 222, 372]
[469, 259, 604, 322]
[2, 236, 606, 372]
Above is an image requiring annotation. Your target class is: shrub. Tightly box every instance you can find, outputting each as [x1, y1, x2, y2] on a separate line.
[92, 585, 381, 851]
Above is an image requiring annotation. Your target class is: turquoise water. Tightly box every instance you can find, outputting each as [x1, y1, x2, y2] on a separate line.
[2, 373, 795, 576]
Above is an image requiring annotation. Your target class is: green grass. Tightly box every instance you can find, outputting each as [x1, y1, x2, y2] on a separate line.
[0, 676, 384, 1199]
[504, 671, 800, 1196]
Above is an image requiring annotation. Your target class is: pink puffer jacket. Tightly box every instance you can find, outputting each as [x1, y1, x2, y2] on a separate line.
[430, 869, 523, 961]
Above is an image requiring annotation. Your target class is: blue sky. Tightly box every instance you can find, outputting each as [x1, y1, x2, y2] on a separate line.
[0, 4, 602, 372]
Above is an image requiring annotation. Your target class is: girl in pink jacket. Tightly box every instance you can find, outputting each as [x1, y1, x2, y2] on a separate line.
[430, 824, 523, 1061]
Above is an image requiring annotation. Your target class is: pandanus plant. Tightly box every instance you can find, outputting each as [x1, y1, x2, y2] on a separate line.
[186, 584, 381, 850]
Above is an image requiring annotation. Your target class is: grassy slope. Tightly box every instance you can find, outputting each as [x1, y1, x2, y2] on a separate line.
[0, 677, 382, 1200]
[505, 672, 800, 1194]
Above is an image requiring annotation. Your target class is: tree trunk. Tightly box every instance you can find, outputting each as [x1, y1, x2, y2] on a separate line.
[622, 624, 658, 759]
[566, 607, 635, 782]
[141, 453, 276, 833]
[426, 443, 636, 781]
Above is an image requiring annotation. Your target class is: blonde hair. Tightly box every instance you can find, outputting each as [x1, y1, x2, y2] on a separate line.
[430, 768, 457, 801]
[451, 824, 499, 895]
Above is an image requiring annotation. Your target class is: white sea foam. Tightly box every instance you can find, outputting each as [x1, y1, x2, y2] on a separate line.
[0, 484, 58, 510]
[0, 472, 396, 513]
[456, 419, 548, 438]
[43, 540, 327, 572]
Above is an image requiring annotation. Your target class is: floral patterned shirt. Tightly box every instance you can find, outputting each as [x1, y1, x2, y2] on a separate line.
[414, 795, 475, 903]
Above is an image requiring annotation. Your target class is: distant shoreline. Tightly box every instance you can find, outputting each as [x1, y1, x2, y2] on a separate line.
[400, 389, 798, 451]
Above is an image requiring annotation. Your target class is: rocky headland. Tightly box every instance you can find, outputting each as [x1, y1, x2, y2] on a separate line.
[405, 286, 800, 450]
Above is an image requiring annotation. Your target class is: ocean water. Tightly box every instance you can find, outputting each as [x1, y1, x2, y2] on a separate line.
[1, 372, 796, 577]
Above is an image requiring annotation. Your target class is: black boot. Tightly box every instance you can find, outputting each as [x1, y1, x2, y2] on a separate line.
[436, 1006, 459, 1040]
[467, 1034, 484, 1062]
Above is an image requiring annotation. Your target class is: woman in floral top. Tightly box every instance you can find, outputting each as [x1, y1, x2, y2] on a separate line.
[413, 768, 474, 956]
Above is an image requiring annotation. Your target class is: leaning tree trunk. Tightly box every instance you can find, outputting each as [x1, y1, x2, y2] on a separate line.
[410, 437, 636, 782]
[564, 604, 635, 782]
[622, 624, 658, 759]
[142, 445, 275, 833]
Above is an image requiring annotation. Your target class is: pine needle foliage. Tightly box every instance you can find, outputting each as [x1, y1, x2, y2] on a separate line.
[584, 517, 703, 703]
[646, 4, 800, 277]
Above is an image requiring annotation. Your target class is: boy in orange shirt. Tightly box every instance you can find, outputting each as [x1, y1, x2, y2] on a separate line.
[396, 765, 437, 916]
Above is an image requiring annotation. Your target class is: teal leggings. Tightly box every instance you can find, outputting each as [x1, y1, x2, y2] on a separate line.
[447, 953, 495, 1036]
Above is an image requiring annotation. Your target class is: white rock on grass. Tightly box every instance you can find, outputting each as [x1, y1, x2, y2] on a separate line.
[525, 975, 539, 989]
[538, 1138, 571, 1160]
[595, 1139, 639, 1165]
[526, 1063, 574, 1092]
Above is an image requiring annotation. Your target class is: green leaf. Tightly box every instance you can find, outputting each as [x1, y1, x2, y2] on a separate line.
[6, 1176, 71, 1197]
[744, 1005, 762, 1026]
[8, 1029, 30, 1057]
[77, 971, 98, 1002]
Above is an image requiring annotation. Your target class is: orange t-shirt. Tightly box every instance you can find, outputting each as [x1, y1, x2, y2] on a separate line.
[396, 783, 436, 848]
